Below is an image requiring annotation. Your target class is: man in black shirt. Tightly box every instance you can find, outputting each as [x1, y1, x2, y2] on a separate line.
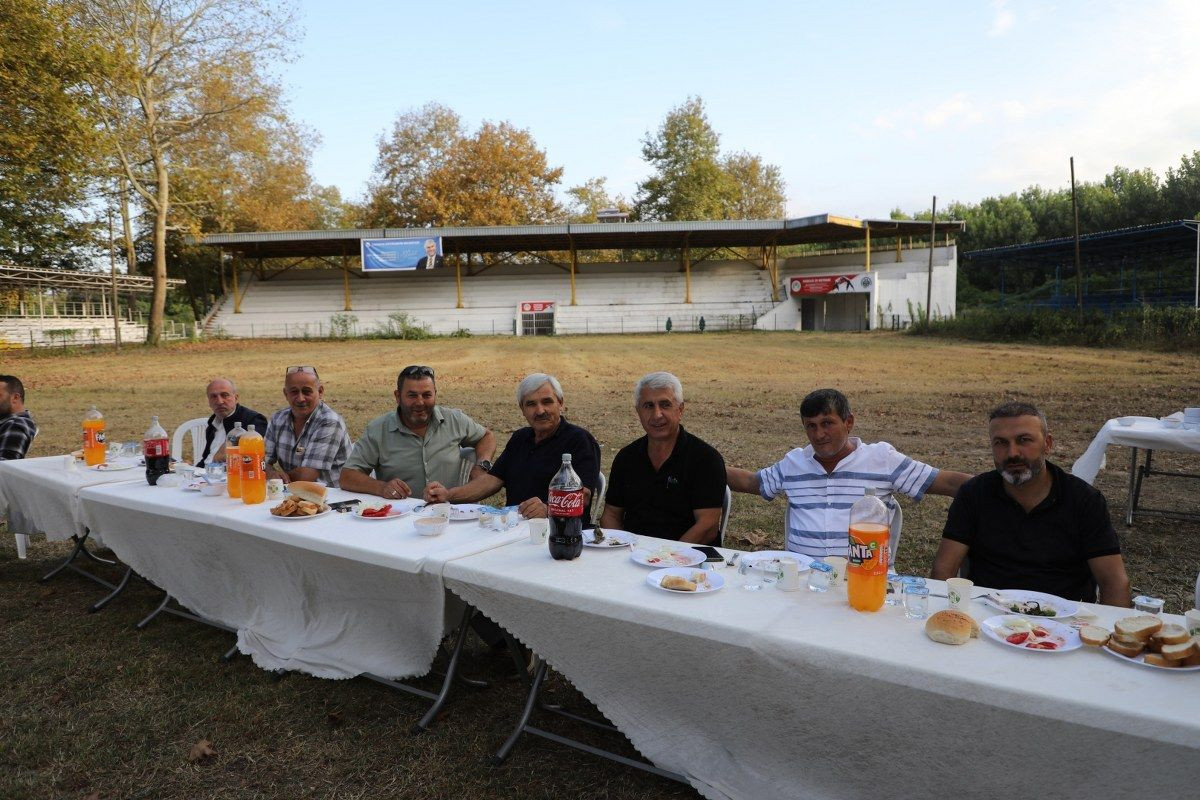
[931, 402, 1131, 605]
[601, 372, 726, 545]
[424, 373, 599, 517]
[197, 378, 268, 467]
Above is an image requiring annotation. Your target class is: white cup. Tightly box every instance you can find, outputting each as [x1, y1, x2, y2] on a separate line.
[824, 556, 847, 585]
[266, 479, 284, 501]
[64, 454, 77, 472]
[528, 518, 549, 544]
[776, 558, 801, 592]
[1185, 609, 1200, 637]
[946, 577, 974, 610]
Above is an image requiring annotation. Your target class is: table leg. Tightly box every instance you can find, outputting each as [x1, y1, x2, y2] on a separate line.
[412, 603, 478, 734]
[38, 529, 119, 589]
[491, 656, 548, 765]
[135, 589, 172, 630]
[88, 565, 133, 613]
[1126, 447, 1138, 526]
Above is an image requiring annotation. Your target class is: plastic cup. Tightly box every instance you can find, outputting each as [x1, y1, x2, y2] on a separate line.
[904, 585, 930, 619]
[739, 559, 764, 591]
[527, 519, 548, 544]
[885, 572, 903, 606]
[1185, 609, 1200, 637]
[824, 556, 847, 586]
[946, 577, 973, 610]
[808, 561, 833, 592]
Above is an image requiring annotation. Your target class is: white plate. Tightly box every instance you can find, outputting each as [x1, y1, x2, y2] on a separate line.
[353, 506, 411, 521]
[981, 615, 1082, 653]
[448, 504, 483, 521]
[582, 528, 636, 548]
[979, 589, 1079, 619]
[741, 550, 814, 573]
[269, 506, 332, 521]
[1101, 646, 1200, 672]
[646, 567, 724, 594]
[90, 461, 139, 472]
[631, 545, 705, 568]
[181, 482, 205, 492]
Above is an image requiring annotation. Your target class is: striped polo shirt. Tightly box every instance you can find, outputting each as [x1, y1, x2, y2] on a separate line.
[757, 438, 938, 558]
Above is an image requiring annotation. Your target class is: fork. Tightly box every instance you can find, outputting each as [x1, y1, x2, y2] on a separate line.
[726, 552, 741, 568]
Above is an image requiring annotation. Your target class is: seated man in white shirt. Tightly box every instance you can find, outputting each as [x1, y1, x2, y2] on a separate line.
[726, 388, 971, 559]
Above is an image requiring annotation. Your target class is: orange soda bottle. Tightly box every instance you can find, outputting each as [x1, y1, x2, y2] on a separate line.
[847, 488, 890, 612]
[82, 406, 106, 466]
[225, 422, 245, 498]
[239, 425, 266, 505]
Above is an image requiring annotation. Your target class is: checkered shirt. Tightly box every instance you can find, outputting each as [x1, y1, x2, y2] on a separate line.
[263, 402, 352, 485]
[0, 411, 37, 461]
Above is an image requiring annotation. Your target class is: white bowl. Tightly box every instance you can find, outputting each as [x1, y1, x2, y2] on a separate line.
[422, 502, 451, 517]
[1162, 418, 1183, 429]
[415, 516, 448, 536]
[1117, 417, 1136, 427]
[200, 482, 226, 497]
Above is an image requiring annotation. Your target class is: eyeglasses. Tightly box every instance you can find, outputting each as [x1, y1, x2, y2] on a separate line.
[399, 365, 435, 379]
[285, 366, 319, 378]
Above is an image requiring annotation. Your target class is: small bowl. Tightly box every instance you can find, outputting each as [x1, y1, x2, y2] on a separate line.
[415, 516, 448, 536]
[1162, 418, 1182, 429]
[1117, 417, 1136, 427]
[200, 482, 227, 496]
[422, 502, 451, 517]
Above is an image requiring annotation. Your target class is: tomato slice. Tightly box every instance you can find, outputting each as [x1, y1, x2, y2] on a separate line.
[1027, 641, 1058, 650]
[362, 504, 392, 517]
[1005, 632, 1030, 645]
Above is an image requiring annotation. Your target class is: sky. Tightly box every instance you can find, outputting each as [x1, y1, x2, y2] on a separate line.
[280, 0, 1200, 220]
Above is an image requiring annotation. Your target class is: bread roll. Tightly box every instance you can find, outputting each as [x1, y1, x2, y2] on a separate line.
[1114, 615, 1163, 641]
[660, 575, 697, 592]
[1078, 625, 1111, 647]
[924, 610, 979, 645]
[289, 480, 326, 504]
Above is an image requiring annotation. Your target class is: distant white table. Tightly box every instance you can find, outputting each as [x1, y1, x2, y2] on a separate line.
[78, 482, 526, 680]
[1071, 416, 1200, 524]
[444, 539, 1200, 800]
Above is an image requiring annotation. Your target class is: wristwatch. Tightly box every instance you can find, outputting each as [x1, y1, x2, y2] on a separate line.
[475, 459, 493, 473]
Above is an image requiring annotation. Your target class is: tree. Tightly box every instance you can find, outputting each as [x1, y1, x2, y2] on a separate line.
[633, 96, 733, 221]
[0, 0, 104, 265]
[362, 107, 563, 228]
[566, 177, 630, 223]
[721, 151, 786, 219]
[80, 0, 298, 345]
[1162, 151, 1200, 221]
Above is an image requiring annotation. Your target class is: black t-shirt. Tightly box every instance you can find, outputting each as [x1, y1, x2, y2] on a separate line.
[605, 426, 727, 543]
[941, 461, 1121, 601]
[490, 419, 601, 515]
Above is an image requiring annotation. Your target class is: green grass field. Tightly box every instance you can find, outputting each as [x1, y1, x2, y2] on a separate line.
[2, 332, 1198, 798]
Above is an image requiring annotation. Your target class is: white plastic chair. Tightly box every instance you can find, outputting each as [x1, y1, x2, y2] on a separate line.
[718, 486, 732, 548]
[457, 446, 477, 488]
[888, 502, 903, 566]
[13, 427, 38, 559]
[171, 417, 209, 464]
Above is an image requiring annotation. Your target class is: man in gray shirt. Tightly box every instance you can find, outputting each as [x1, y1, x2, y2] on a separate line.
[340, 365, 496, 500]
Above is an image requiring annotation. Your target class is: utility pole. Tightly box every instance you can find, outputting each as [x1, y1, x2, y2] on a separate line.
[925, 196, 936, 326]
[1070, 157, 1084, 315]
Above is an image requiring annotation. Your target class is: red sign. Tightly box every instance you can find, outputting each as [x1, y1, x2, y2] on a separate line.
[788, 274, 862, 296]
[521, 301, 555, 313]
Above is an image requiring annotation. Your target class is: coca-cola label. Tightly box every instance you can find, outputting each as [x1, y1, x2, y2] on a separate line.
[143, 437, 169, 458]
[548, 488, 585, 517]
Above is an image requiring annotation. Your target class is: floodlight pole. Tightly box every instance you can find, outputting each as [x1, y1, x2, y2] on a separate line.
[1193, 220, 1198, 310]
[925, 196, 936, 325]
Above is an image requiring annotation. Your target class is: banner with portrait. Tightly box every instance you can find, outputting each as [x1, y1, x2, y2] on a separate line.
[361, 237, 444, 271]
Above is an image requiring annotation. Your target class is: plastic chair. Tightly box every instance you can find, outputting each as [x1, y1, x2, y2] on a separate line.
[457, 446, 477, 487]
[13, 427, 38, 559]
[888, 502, 903, 565]
[718, 486, 732, 547]
[171, 417, 209, 464]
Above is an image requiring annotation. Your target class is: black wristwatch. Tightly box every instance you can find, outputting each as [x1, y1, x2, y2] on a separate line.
[475, 459, 493, 473]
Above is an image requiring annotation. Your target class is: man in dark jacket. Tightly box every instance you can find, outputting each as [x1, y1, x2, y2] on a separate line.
[197, 377, 268, 467]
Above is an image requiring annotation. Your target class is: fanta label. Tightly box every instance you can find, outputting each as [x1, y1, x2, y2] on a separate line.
[241, 453, 258, 480]
[548, 489, 585, 517]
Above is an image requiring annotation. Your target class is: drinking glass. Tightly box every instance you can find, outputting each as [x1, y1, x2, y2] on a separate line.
[885, 571, 903, 606]
[107, 440, 122, 460]
[807, 561, 833, 592]
[739, 559, 763, 591]
[904, 585, 930, 619]
[122, 442, 139, 459]
[205, 461, 226, 483]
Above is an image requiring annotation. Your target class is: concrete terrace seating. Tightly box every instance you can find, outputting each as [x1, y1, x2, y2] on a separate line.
[205, 260, 776, 337]
[0, 316, 149, 347]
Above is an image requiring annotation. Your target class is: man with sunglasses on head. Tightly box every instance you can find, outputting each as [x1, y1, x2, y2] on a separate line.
[340, 365, 496, 500]
[263, 366, 352, 486]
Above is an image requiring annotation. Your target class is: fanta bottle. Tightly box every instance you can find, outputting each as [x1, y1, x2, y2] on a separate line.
[82, 406, 106, 466]
[225, 422, 245, 498]
[239, 425, 266, 505]
[847, 488, 890, 612]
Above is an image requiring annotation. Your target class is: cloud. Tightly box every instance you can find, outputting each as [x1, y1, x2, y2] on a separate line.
[989, 0, 1015, 37]
[922, 94, 984, 129]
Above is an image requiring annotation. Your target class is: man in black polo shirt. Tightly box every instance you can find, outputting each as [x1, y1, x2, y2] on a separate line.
[601, 372, 726, 545]
[197, 378, 269, 467]
[931, 402, 1131, 606]
[424, 373, 600, 517]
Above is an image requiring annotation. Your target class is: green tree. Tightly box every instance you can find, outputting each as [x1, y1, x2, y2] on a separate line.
[566, 177, 630, 222]
[1163, 151, 1200, 220]
[721, 151, 786, 218]
[633, 96, 733, 221]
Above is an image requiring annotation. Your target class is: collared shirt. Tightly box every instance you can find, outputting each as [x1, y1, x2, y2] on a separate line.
[198, 404, 269, 467]
[758, 438, 937, 558]
[490, 419, 600, 514]
[605, 426, 726, 542]
[0, 411, 37, 461]
[264, 401, 352, 486]
[342, 405, 486, 495]
[942, 461, 1121, 601]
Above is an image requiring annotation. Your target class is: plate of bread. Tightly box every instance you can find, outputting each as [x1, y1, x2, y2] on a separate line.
[269, 481, 331, 520]
[646, 567, 724, 594]
[1084, 615, 1200, 671]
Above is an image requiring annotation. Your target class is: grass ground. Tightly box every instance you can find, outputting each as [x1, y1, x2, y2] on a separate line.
[2, 331, 1199, 798]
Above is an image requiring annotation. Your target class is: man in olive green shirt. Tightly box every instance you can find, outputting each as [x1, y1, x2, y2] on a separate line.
[339, 365, 496, 500]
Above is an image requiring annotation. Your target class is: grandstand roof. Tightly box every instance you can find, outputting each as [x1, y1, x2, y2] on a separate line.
[190, 215, 965, 259]
[0, 263, 185, 293]
[965, 219, 1200, 262]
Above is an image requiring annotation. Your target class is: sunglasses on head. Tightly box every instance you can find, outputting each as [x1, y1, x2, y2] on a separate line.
[399, 365, 435, 379]
[285, 366, 319, 379]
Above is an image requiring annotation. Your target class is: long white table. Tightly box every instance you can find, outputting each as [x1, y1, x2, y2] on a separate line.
[78, 482, 526, 679]
[1072, 415, 1200, 524]
[443, 539, 1200, 800]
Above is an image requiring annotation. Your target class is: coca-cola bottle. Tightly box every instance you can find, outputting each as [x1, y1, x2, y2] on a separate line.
[547, 453, 584, 560]
[144, 415, 170, 485]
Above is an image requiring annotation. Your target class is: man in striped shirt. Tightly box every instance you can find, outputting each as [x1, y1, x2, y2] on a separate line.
[727, 388, 970, 559]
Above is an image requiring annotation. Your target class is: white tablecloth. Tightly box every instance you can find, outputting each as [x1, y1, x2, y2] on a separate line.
[1072, 416, 1200, 484]
[78, 483, 526, 679]
[443, 540, 1200, 800]
[0, 455, 143, 544]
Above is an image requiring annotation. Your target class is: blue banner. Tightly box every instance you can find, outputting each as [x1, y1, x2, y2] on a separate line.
[361, 237, 444, 271]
